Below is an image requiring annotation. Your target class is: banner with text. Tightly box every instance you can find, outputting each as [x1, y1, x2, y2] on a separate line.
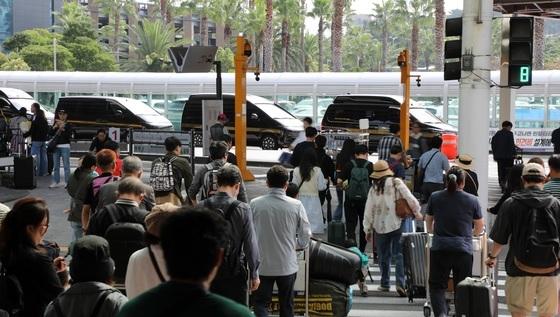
[489, 128, 554, 153]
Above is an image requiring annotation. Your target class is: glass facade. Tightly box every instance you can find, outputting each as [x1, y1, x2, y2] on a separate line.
[0, 0, 13, 45]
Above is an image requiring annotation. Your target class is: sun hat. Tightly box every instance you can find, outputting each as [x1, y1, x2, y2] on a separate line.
[455, 154, 474, 170]
[70, 235, 115, 283]
[370, 160, 394, 179]
[145, 203, 181, 238]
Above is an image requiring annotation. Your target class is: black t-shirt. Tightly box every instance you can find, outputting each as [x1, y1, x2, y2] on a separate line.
[290, 141, 315, 167]
[427, 190, 482, 237]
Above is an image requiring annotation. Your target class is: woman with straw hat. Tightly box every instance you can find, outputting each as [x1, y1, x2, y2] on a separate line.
[363, 160, 421, 296]
[454, 154, 479, 196]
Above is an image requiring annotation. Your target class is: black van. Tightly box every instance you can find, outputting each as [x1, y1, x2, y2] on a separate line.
[181, 94, 303, 149]
[55, 96, 173, 139]
[321, 94, 457, 151]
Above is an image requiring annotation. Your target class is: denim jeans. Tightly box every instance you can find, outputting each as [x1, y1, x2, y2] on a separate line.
[333, 187, 344, 221]
[69, 221, 83, 242]
[401, 218, 413, 233]
[31, 141, 47, 176]
[53, 147, 70, 184]
[376, 228, 405, 289]
[253, 273, 297, 317]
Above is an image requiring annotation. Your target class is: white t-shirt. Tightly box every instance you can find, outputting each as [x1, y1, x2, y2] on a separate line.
[125, 245, 169, 299]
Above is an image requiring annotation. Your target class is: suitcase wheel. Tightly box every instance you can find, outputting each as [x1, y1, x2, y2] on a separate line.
[423, 305, 431, 317]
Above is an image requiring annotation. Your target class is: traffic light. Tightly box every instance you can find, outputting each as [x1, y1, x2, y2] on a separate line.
[508, 17, 533, 86]
[444, 17, 462, 81]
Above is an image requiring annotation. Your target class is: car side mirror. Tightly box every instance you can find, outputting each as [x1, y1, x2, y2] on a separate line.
[114, 109, 123, 117]
[250, 113, 259, 121]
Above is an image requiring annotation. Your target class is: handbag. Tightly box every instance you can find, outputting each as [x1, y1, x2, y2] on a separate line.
[394, 179, 413, 219]
[47, 135, 59, 152]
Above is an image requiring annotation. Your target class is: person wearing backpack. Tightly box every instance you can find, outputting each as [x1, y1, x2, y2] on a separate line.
[81, 149, 120, 232]
[337, 144, 373, 252]
[188, 141, 248, 204]
[0, 197, 67, 317]
[150, 136, 193, 206]
[487, 163, 560, 317]
[87, 177, 149, 237]
[198, 165, 260, 305]
[44, 235, 128, 317]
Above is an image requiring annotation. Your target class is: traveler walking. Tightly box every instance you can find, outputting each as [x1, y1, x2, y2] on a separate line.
[49, 109, 73, 188]
[488, 164, 524, 215]
[199, 165, 260, 305]
[150, 136, 193, 206]
[487, 163, 560, 317]
[363, 160, 421, 296]
[408, 123, 427, 160]
[290, 126, 317, 168]
[8, 107, 29, 155]
[125, 203, 179, 299]
[426, 166, 484, 317]
[66, 153, 97, 242]
[44, 236, 128, 317]
[333, 139, 356, 221]
[210, 113, 230, 142]
[24, 103, 49, 176]
[116, 209, 254, 317]
[0, 197, 66, 317]
[377, 124, 402, 161]
[250, 165, 311, 317]
[292, 149, 327, 234]
[491, 121, 517, 191]
[545, 155, 560, 200]
[454, 154, 479, 196]
[289, 117, 313, 149]
[315, 135, 335, 208]
[338, 144, 373, 252]
[417, 136, 450, 202]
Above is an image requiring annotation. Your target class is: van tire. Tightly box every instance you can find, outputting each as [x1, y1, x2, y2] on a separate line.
[260, 135, 278, 150]
[193, 131, 203, 147]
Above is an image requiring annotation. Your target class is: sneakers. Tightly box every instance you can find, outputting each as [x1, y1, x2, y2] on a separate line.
[377, 286, 390, 292]
[396, 286, 407, 297]
[49, 182, 58, 188]
[358, 281, 368, 297]
[49, 182, 66, 188]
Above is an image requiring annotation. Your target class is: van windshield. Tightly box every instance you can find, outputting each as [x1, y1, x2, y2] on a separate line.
[256, 103, 296, 119]
[410, 108, 442, 124]
[120, 99, 162, 116]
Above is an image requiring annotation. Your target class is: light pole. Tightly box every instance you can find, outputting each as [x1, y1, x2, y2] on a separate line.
[53, 37, 57, 72]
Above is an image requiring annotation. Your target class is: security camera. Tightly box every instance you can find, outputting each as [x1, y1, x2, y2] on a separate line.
[416, 77, 421, 87]
[254, 72, 260, 82]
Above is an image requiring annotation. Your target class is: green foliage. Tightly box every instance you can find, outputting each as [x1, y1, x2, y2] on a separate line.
[0, 52, 7, 66]
[55, 2, 96, 41]
[0, 55, 31, 71]
[215, 47, 234, 72]
[3, 29, 56, 52]
[20, 44, 74, 71]
[342, 26, 380, 71]
[64, 37, 118, 71]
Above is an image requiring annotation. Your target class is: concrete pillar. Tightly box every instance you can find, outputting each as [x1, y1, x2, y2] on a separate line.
[183, 15, 193, 45]
[459, 0, 493, 213]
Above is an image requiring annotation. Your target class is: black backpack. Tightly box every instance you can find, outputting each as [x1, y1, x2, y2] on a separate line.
[204, 199, 242, 277]
[0, 259, 24, 317]
[515, 206, 560, 270]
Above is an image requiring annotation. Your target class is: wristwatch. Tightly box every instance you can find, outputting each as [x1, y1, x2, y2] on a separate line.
[487, 253, 497, 260]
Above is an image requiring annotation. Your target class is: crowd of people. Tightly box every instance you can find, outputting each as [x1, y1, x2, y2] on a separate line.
[1, 112, 560, 317]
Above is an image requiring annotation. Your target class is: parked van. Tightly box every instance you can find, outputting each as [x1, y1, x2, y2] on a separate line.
[181, 94, 303, 150]
[321, 94, 457, 152]
[55, 96, 173, 139]
[0, 87, 54, 124]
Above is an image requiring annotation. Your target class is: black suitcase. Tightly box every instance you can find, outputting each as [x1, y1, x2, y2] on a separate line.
[14, 156, 36, 189]
[327, 221, 346, 246]
[455, 276, 498, 317]
[401, 232, 429, 302]
[309, 238, 361, 285]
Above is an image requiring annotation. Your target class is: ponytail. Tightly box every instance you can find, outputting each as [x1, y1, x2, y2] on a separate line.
[446, 166, 465, 193]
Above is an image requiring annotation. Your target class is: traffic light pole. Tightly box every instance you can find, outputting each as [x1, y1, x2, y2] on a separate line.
[234, 34, 256, 181]
[398, 50, 411, 151]
[459, 0, 493, 214]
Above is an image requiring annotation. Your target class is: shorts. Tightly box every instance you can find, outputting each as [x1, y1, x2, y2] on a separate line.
[505, 275, 559, 315]
[155, 192, 182, 206]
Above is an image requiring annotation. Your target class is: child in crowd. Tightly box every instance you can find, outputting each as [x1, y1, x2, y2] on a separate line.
[343, 239, 369, 297]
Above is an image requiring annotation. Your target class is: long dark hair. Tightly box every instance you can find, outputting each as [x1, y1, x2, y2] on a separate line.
[446, 166, 465, 193]
[336, 139, 356, 169]
[505, 164, 524, 193]
[299, 148, 318, 183]
[0, 197, 50, 258]
[373, 176, 390, 195]
[73, 153, 97, 180]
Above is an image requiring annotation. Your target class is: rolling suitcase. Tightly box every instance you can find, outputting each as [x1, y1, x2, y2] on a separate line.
[455, 273, 498, 317]
[14, 156, 36, 189]
[401, 232, 429, 302]
[327, 221, 346, 246]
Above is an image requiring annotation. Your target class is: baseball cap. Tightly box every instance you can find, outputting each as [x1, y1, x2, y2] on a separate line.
[217, 113, 228, 121]
[522, 162, 546, 178]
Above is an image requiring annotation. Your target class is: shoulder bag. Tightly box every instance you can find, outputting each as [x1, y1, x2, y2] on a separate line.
[394, 178, 413, 219]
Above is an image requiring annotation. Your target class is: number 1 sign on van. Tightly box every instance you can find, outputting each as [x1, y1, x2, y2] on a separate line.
[109, 127, 120, 142]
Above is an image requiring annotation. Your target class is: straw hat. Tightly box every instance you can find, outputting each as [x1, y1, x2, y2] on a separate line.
[455, 154, 474, 170]
[370, 160, 394, 179]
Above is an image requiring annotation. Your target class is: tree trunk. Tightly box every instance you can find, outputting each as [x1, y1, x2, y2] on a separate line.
[411, 19, 419, 70]
[200, 15, 208, 46]
[534, 17, 545, 70]
[224, 24, 232, 46]
[331, 0, 344, 72]
[434, 0, 444, 71]
[318, 17, 324, 72]
[300, 0, 306, 71]
[281, 19, 288, 72]
[263, 0, 273, 72]
[113, 10, 120, 63]
[381, 22, 387, 72]
[424, 49, 430, 71]
[160, 0, 167, 24]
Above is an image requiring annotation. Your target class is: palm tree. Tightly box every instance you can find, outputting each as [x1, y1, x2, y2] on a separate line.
[275, 0, 299, 72]
[372, 0, 397, 71]
[308, 0, 332, 72]
[434, 0, 444, 71]
[534, 18, 545, 70]
[122, 19, 182, 72]
[181, 0, 212, 46]
[237, 0, 266, 67]
[303, 33, 319, 71]
[396, 0, 434, 70]
[331, 0, 344, 71]
[97, 0, 137, 62]
[209, 0, 243, 46]
[263, 0, 273, 71]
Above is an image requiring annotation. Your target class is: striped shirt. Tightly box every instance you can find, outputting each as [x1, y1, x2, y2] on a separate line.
[377, 135, 402, 161]
[544, 179, 560, 200]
